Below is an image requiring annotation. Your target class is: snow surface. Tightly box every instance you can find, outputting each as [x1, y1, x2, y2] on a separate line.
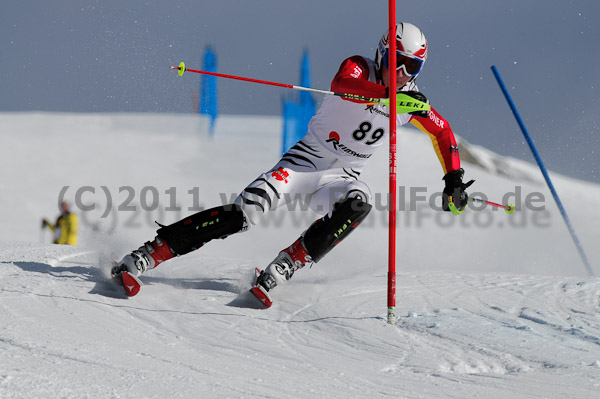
[1, 112, 599, 398]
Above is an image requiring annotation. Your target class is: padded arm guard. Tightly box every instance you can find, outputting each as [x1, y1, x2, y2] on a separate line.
[303, 197, 372, 263]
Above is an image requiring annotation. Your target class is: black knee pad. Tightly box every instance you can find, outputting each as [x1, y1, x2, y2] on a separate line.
[157, 204, 246, 255]
[303, 197, 372, 263]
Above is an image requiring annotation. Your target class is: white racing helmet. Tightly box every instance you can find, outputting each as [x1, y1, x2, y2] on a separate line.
[375, 22, 428, 81]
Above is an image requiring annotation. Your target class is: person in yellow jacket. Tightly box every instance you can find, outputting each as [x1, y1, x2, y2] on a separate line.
[42, 201, 78, 245]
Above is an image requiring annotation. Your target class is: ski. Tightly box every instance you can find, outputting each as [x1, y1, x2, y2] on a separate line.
[107, 262, 268, 305]
[249, 268, 273, 308]
[112, 271, 143, 297]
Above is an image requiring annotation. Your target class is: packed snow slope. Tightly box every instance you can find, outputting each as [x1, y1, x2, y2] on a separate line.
[1, 112, 599, 398]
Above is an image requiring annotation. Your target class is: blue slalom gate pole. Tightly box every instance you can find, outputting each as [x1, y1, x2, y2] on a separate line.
[491, 65, 594, 276]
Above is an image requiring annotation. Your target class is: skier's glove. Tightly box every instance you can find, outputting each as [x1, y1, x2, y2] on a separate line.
[403, 91, 429, 118]
[442, 168, 475, 212]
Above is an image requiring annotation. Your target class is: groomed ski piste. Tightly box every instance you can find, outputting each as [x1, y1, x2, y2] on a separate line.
[1, 112, 599, 398]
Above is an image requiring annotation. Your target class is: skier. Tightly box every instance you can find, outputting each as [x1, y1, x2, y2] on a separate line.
[42, 201, 79, 245]
[112, 22, 473, 304]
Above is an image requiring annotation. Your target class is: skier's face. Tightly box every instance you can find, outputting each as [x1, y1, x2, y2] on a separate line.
[381, 65, 412, 89]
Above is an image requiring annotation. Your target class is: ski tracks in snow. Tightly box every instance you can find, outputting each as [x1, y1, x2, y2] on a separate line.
[385, 272, 600, 397]
[2, 244, 600, 398]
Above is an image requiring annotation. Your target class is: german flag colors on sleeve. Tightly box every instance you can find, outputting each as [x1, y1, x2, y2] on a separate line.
[409, 107, 461, 175]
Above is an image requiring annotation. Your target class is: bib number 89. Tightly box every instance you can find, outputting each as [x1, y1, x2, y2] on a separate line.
[353, 121, 384, 145]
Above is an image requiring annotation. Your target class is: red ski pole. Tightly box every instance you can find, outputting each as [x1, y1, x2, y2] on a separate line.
[170, 62, 430, 114]
[470, 197, 515, 213]
[448, 196, 515, 215]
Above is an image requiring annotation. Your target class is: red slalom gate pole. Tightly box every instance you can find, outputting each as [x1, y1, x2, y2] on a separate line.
[387, 1, 397, 325]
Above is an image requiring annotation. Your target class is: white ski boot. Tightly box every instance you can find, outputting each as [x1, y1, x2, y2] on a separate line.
[256, 237, 313, 292]
[111, 237, 175, 277]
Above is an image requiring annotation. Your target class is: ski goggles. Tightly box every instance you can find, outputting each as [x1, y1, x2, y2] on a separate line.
[382, 49, 424, 77]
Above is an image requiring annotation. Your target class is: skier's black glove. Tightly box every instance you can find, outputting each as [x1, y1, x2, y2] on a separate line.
[442, 168, 474, 212]
[404, 91, 429, 118]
